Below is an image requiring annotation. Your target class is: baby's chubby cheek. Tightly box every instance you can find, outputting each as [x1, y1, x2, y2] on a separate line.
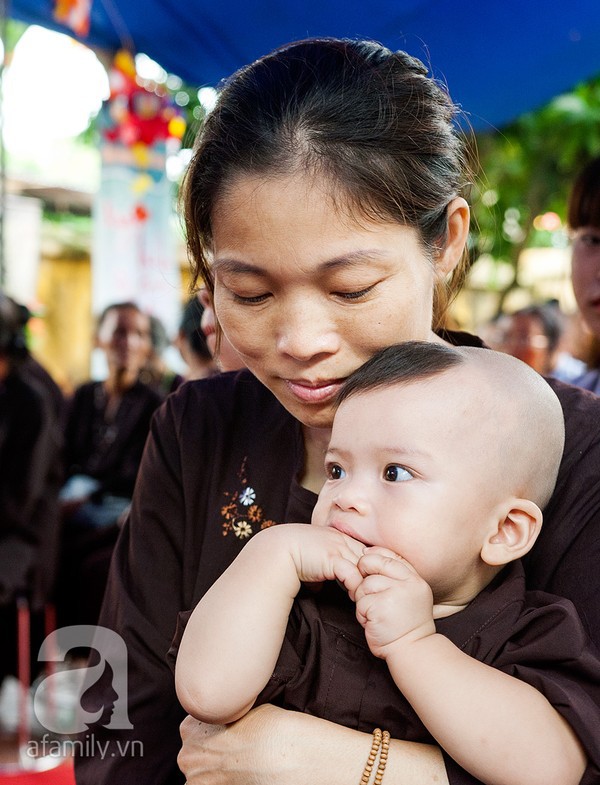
[310, 494, 331, 528]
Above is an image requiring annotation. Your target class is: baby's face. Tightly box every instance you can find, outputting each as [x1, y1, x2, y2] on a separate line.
[312, 375, 502, 605]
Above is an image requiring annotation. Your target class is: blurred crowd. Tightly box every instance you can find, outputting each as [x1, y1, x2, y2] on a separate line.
[0, 289, 242, 688]
[479, 301, 590, 384]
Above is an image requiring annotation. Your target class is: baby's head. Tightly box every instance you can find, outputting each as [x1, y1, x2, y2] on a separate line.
[312, 341, 565, 607]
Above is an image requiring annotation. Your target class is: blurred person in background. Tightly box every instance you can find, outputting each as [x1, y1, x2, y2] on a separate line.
[56, 301, 162, 626]
[544, 301, 588, 383]
[0, 293, 63, 681]
[500, 304, 563, 377]
[174, 297, 217, 380]
[199, 287, 245, 372]
[568, 156, 600, 394]
[141, 314, 185, 398]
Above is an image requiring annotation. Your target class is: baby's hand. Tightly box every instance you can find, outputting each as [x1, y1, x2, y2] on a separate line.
[255, 524, 364, 593]
[354, 547, 435, 660]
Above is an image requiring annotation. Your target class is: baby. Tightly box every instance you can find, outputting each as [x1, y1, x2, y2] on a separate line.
[176, 342, 600, 785]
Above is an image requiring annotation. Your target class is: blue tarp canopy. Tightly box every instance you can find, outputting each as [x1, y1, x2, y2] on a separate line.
[8, 0, 600, 131]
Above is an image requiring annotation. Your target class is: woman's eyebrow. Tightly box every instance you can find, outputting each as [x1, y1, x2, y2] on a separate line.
[212, 250, 388, 276]
[211, 258, 266, 276]
[320, 249, 388, 271]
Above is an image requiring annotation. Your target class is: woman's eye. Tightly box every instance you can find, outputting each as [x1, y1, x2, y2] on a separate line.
[232, 292, 271, 304]
[333, 284, 376, 301]
[383, 464, 412, 482]
[326, 463, 346, 480]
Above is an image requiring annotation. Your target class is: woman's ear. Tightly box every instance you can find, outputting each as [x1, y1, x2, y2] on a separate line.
[480, 499, 543, 567]
[435, 197, 470, 277]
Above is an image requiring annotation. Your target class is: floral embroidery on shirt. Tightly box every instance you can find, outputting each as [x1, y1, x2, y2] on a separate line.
[239, 487, 256, 506]
[220, 458, 277, 539]
[232, 520, 253, 539]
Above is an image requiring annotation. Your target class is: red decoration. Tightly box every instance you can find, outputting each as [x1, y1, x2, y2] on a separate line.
[101, 50, 186, 151]
[53, 0, 91, 37]
[134, 204, 149, 222]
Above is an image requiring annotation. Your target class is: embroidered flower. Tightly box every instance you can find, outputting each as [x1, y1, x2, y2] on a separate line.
[239, 487, 256, 506]
[221, 502, 237, 519]
[247, 504, 262, 523]
[220, 461, 279, 539]
[232, 520, 253, 539]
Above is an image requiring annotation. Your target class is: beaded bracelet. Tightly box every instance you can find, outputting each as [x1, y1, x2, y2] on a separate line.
[374, 730, 390, 785]
[360, 728, 382, 785]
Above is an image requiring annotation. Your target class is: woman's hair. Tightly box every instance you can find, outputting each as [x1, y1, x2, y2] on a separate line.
[568, 156, 600, 230]
[181, 37, 472, 328]
[97, 301, 144, 330]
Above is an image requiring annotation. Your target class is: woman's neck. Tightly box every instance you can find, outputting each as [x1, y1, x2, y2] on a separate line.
[299, 424, 332, 494]
[105, 367, 137, 395]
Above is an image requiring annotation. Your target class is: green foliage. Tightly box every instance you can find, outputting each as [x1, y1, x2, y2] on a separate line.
[470, 75, 600, 304]
[2, 18, 28, 56]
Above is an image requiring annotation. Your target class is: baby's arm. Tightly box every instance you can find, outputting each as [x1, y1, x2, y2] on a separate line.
[175, 523, 363, 725]
[354, 548, 587, 785]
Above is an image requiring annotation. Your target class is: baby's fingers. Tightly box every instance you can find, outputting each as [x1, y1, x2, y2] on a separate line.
[358, 550, 418, 580]
[334, 559, 363, 599]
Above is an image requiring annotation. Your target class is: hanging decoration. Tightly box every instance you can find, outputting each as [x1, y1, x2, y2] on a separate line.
[100, 49, 186, 155]
[92, 49, 186, 336]
[53, 0, 92, 37]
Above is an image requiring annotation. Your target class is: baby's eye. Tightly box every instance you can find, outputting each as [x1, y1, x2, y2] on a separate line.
[326, 463, 346, 480]
[383, 464, 413, 482]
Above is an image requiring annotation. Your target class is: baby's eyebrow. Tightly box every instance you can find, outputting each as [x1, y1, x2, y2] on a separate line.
[326, 444, 431, 462]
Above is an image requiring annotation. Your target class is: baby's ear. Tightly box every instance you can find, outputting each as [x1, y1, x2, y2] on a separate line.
[480, 499, 542, 567]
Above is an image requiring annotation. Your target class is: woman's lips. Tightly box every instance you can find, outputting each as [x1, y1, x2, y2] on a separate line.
[283, 378, 345, 404]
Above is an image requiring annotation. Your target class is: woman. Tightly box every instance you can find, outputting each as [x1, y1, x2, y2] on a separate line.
[60, 301, 162, 528]
[57, 301, 162, 627]
[500, 304, 562, 377]
[76, 40, 600, 785]
[569, 156, 600, 393]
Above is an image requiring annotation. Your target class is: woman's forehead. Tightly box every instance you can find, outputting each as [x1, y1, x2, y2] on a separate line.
[213, 169, 400, 231]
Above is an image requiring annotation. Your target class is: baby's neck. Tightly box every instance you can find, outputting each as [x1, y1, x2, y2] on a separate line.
[433, 603, 469, 619]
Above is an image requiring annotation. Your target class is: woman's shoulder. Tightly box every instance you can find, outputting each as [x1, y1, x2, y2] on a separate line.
[544, 376, 600, 456]
[69, 379, 100, 406]
[570, 367, 600, 394]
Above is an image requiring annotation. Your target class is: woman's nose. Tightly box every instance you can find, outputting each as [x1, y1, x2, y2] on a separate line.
[276, 299, 340, 360]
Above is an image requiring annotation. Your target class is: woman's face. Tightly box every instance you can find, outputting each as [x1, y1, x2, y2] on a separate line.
[97, 306, 151, 377]
[211, 174, 458, 428]
[501, 313, 552, 375]
[571, 226, 600, 339]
